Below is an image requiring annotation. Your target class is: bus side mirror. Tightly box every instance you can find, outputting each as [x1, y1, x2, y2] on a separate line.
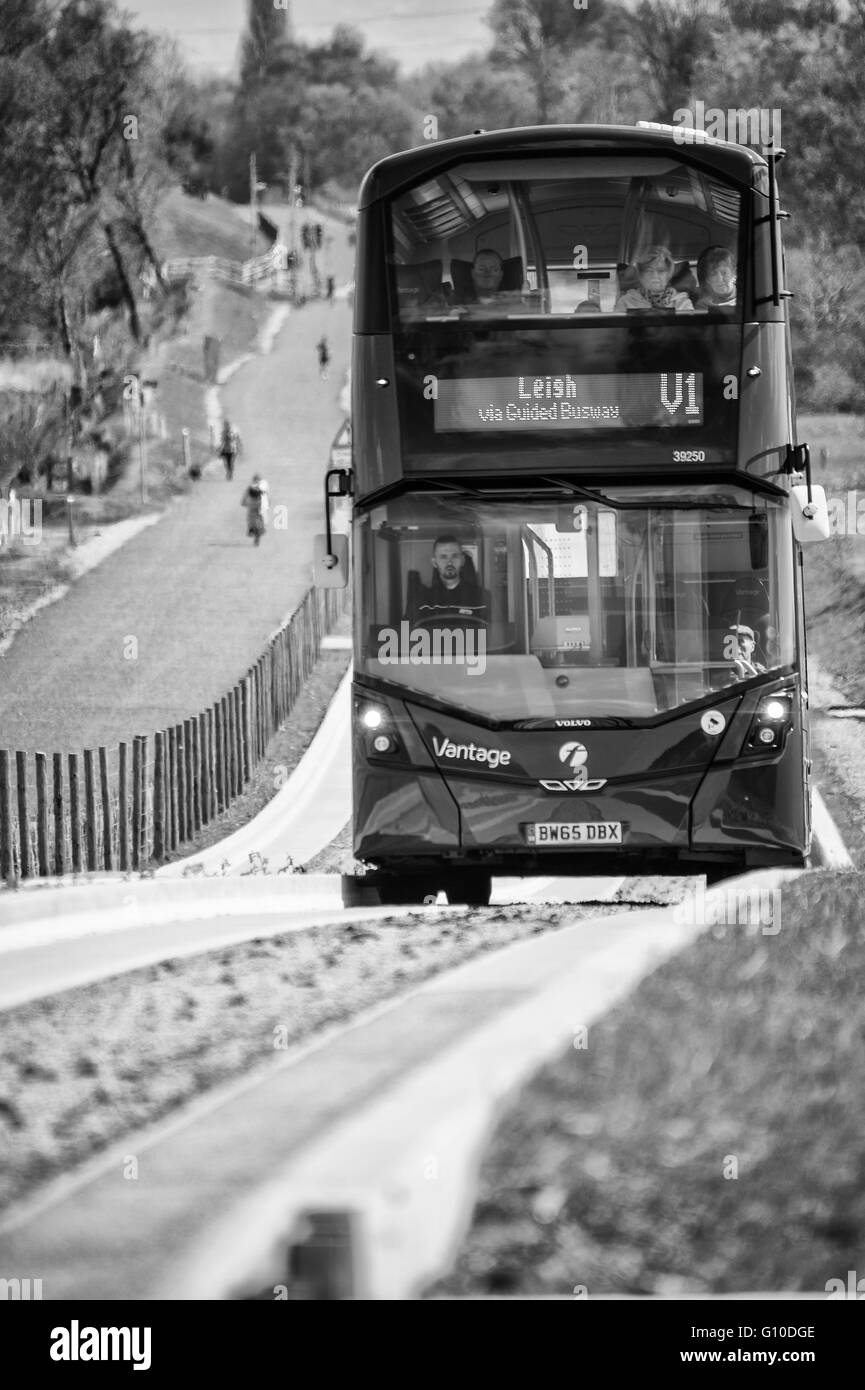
[314, 533, 348, 587]
[791, 485, 830, 543]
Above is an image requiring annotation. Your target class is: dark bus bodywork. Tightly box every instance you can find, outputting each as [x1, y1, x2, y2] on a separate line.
[337, 125, 813, 903]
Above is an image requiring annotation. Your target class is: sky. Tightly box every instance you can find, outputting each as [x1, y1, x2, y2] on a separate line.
[125, 0, 493, 75]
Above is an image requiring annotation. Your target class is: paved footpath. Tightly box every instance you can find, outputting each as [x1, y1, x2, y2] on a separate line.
[0, 210, 354, 752]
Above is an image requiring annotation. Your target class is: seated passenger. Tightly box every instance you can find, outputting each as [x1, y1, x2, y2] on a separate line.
[614, 246, 694, 313]
[694, 246, 737, 309]
[574, 298, 602, 314]
[452, 249, 526, 313]
[407, 535, 489, 626]
[469, 249, 504, 301]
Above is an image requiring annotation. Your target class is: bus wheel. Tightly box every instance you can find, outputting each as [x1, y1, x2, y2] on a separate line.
[445, 871, 492, 908]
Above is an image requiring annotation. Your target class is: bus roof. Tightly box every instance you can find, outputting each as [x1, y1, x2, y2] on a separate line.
[357, 124, 767, 209]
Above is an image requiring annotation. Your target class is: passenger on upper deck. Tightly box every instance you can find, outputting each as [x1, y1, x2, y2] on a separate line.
[407, 535, 489, 627]
[694, 247, 737, 309]
[466, 249, 505, 302]
[614, 246, 695, 314]
[450, 249, 525, 314]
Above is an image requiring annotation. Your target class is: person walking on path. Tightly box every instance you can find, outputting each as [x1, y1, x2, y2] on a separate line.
[219, 419, 241, 479]
[241, 473, 269, 546]
[317, 336, 330, 380]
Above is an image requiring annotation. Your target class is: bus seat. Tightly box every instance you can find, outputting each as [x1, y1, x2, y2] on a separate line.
[404, 568, 426, 620]
[396, 259, 443, 305]
[450, 255, 524, 300]
[671, 261, 698, 295]
[459, 551, 479, 585]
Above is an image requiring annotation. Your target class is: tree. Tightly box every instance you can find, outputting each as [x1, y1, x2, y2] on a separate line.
[34, 0, 161, 343]
[488, 0, 584, 122]
[629, 0, 723, 119]
[486, 0, 630, 123]
[240, 0, 292, 87]
[416, 56, 535, 139]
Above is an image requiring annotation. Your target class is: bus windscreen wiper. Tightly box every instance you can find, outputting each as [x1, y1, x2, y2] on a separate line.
[539, 477, 652, 510]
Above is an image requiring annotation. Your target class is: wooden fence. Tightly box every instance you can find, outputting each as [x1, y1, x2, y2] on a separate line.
[162, 242, 290, 292]
[0, 586, 349, 883]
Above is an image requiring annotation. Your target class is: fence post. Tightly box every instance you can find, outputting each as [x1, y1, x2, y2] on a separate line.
[275, 633, 285, 725]
[118, 742, 129, 871]
[153, 731, 165, 862]
[98, 747, 112, 870]
[289, 622, 299, 704]
[215, 700, 225, 812]
[183, 718, 194, 836]
[197, 715, 208, 826]
[176, 723, 187, 842]
[83, 749, 97, 872]
[69, 752, 82, 873]
[167, 727, 178, 851]
[250, 671, 259, 772]
[234, 686, 244, 790]
[36, 752, 49, 878]
[191, 717, 202, 832]
[15, 750, 30, 879]
[138, 736, 149, 865]
[182, 717, 191, 834]
[269, 644, 277, 735]
[131, 738, 141, 870]
[53, 752, 65, 876]
[227, 693, 237, 797]
[258, 657, 266, 758]
[1, 750, 14, 883]
[206, 707, 216, 820]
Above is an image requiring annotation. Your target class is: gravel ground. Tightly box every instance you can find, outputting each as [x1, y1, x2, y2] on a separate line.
[0, 903, 631, 1213]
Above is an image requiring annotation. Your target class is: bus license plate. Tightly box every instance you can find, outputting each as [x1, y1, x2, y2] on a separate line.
[530, 822, 622, 845]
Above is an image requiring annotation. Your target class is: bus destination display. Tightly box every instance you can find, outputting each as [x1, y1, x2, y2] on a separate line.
[434, 373, 704, 432]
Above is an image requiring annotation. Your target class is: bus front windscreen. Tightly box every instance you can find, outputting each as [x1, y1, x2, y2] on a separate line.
[357, 488, 795, 722]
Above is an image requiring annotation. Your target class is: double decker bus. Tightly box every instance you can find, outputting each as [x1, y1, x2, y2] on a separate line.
[317, 125, 829, 906]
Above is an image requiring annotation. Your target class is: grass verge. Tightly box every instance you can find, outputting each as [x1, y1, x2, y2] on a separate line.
[429, 871, 865, 1297]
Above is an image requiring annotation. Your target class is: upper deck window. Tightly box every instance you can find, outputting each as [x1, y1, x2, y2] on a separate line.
[389, 155, 743, 326]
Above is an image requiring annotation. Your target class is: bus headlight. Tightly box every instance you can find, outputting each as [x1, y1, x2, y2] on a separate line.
[761, 698, 788, 721]
[356, 701, 406, 760]
[745, 690, 795, 753]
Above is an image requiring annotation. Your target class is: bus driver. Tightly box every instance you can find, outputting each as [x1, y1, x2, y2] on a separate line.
[409, 535, 490, 626]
